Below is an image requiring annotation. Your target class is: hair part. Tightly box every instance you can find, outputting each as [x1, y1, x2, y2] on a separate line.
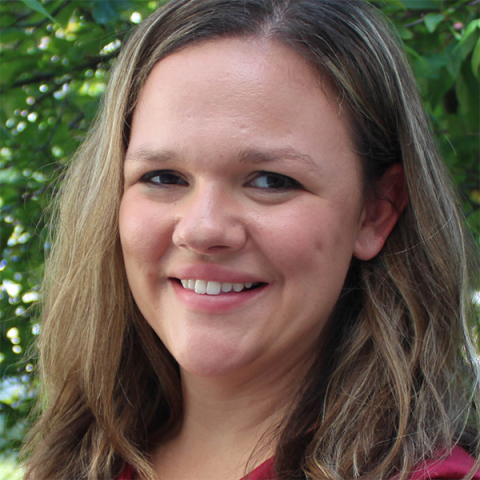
[23, 1, 480, 479]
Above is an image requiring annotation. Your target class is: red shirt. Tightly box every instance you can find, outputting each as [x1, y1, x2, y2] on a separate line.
[118, 446, 479, 480]
[407, 446, 480, 480]
[118, 457, 275, 480]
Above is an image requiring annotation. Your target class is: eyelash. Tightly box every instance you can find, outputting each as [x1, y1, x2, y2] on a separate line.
[248, 171, 303, 190]
[140, 170, 188, 186]
[140, 170, 303, 191]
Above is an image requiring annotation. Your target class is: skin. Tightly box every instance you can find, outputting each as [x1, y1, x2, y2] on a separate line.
[119, 37, 404, 480]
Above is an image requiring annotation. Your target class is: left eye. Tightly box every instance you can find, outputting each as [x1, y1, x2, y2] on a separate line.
[248, 172, 303, 190]
[140, 170, 188, 186]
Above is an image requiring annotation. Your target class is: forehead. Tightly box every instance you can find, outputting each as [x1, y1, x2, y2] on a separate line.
[134, 37, 337, 125]
[128, 37, 358, 183]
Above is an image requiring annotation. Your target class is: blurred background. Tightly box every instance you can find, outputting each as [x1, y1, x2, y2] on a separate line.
[0, 0, 479, 477]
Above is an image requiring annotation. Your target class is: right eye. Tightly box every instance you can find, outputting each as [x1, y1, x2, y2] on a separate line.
[140, 170, 188, 186]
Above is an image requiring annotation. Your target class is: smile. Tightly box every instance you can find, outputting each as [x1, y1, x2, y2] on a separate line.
[179, 279, 262, 295]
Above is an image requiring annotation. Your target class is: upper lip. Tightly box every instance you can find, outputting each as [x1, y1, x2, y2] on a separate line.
[169, 265, 267, 284]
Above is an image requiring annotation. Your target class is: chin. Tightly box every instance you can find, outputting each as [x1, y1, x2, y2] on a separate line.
[173, 337, 258, 379]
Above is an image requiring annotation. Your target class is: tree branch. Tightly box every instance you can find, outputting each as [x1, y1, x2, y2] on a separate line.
[404, 18, 425, 28]
[0, 52, 118, 94]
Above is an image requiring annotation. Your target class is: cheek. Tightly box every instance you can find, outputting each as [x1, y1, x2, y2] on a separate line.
[119, 192, 173, 270]
[254, 201, 359, 278]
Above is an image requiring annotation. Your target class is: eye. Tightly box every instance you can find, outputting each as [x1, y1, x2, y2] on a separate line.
[248, 172, 303, 190]
[140, 170, 188, 186]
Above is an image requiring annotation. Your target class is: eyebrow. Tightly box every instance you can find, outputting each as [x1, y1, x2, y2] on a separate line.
[237, 147, 316, 168]
[124, 146, 316, 168]
[124, 147, 179, 163]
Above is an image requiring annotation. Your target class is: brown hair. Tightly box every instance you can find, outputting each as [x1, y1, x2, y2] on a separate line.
[23, 1, 480, 479]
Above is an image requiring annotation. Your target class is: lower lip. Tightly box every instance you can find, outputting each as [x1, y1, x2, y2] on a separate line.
[170, 279, 269, 314]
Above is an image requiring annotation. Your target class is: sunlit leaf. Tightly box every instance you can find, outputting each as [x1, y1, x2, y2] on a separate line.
[0, 168, 22, 185]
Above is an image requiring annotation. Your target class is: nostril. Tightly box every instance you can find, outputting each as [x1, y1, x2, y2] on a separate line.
[172, 210, 247, 254]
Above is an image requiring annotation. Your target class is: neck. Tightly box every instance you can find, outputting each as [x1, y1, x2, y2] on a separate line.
[152, 353, 311, 480]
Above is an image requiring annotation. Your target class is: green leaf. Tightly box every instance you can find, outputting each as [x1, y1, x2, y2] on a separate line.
[456, 62, 480, 132]
[453, 20, 480, 60]
[0, 123, 10, 140]
[382, 0, 406, 10]
[447, 50, 463, 78]
[429, 67, 455, 109]
[395, 24, 413, 40]
[0, 28, 26, 43]
[92, 1, 119, 25]
[472, 38, 480, 79]
[445, 0, 472, 11]
[404, 45, 423, 62]
[449, 27, 462, 42]
[464, 19, 480, 37]
[18, 0, 56, 24]
[401, 0, 439, 9]
[424, 13, 444, 33]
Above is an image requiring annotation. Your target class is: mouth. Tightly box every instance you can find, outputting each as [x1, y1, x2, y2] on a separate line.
[173, 278, 266, 295]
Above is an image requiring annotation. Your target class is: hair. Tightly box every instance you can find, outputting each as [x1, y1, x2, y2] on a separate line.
[23, 1, 480, 479]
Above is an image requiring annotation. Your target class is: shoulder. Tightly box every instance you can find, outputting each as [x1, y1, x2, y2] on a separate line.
[408, 446, 480, 480]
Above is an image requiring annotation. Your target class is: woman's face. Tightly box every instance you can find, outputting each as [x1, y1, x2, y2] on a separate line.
[120, 38, 372, 379]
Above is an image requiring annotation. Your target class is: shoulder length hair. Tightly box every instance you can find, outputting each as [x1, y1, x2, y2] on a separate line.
[23, 1, 480, 479]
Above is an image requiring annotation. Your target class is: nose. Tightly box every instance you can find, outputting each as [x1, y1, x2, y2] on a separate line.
[172, 184, 247, 255]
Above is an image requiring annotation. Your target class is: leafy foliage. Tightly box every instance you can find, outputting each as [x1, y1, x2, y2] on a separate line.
[0, 0, 166, 456]
[376, 0, 480, 232]
[0, 0, 479, 457]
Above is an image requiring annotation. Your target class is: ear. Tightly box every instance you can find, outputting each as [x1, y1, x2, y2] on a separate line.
[353, 164, 408, 261]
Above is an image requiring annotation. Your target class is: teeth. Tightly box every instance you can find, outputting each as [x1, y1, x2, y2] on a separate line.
[180, 279, 259, 295]
[206, 281, 221, 295]
[194, 280, 207, 294]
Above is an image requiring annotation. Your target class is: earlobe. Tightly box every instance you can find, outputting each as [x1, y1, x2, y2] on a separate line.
[353, 164, 408, 261]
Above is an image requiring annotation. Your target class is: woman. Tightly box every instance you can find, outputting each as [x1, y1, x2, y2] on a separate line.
[23, 0, 480, 479]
